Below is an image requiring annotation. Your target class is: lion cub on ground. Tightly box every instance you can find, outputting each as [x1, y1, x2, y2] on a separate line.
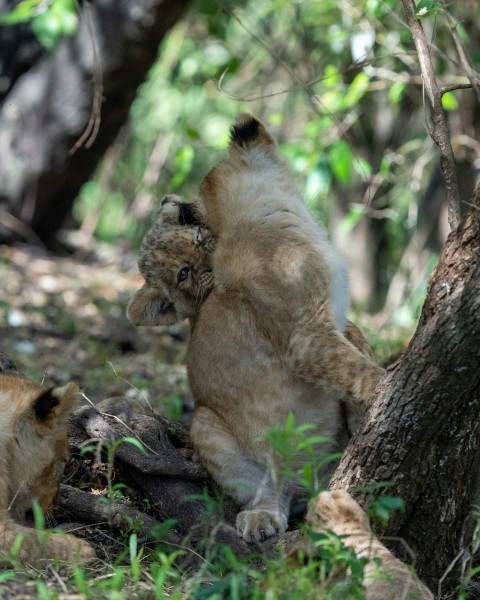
[128, 115, 384, 542]
[0, 373, 96, 563]
[307, 490, 433, 599]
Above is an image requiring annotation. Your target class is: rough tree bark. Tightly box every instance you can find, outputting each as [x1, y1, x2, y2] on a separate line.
[0, 0, 189, 247]
[331, 184, 480, 590]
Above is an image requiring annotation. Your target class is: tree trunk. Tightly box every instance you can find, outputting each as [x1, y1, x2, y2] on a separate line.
[0, 0, 189, 248]
[331, 185, 480, 589]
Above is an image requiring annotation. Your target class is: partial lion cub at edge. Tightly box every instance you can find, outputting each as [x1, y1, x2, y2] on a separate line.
[307, 490, 433, 599]
[128, 115, 385, 543]
[0, 373, 96, 564]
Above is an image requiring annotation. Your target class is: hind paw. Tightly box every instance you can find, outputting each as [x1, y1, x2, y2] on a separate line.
[306, 490, 369, 534]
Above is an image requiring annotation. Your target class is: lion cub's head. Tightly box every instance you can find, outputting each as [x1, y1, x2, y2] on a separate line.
[0, 373, 81, 522]
[127, 215, 215, 327]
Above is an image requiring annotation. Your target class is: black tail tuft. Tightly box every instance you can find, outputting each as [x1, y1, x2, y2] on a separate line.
[230, 116, 259, 149]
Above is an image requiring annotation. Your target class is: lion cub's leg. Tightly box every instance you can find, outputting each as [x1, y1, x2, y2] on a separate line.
[0, 517, 96, 564]
[191, 406, 288, 542]
[307, 490, 433, 600]
[0, 480, 95, 564]
[287, 314, 384, 432]
[343, 321, 374, 360]
[342, 321, 378, 433]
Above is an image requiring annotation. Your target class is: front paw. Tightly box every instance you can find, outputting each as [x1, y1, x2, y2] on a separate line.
[236, 507, 288, 543]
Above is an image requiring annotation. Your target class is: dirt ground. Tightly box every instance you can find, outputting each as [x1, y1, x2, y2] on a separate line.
[0, 243, 204, 597]
[0, 243, 193, 421]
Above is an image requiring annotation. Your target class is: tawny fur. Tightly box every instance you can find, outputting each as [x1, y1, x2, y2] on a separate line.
[307, 490, 433, 600]
[0, 373, 96, 564]
[128, 115, 385, 542]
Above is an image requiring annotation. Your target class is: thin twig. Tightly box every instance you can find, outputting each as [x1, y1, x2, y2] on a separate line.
[440, 83, 477, 95]
[221, 7, 320, 109]
[440, 4, 480, 102]
[70, 1, 104, 154]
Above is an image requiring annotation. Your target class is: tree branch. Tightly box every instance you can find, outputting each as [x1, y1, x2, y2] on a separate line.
[440, 83, 478, 95]
[400, 0, 461, 229]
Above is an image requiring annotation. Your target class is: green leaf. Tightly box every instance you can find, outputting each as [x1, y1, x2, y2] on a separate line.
[389, 81, 406, 104]
[323, 64, 340, 88]
[369, 495, 405, 524]
[377, 496, 405, 511]
[171, 145, 195, 188]
[0, 0, 42, 25]
[345, 72, 370, 106]
[118, 436, 147, 453]
[6, 0, 79, 48]
[340, 204, 364, 232]
[329, 140, 353, 184]
[415, 0, 440, 19]
[129, 533, 138, 560]
[31, 10, 64, 48]
[354, 157, 372, 177]
[442, 91, 458, 111]
[31, 499, 45, 530]
[380, 155, 391, 178]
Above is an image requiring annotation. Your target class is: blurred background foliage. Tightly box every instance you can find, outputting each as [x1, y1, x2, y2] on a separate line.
[44, 0, 480, 335]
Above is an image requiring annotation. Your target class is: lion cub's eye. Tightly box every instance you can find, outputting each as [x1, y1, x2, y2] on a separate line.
[177, 267, 189, 283]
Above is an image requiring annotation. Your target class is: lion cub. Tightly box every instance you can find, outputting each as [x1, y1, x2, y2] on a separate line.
[0, 373, 96, 563]
[128, 115, 384, 542]
[307, 490, 433, 599]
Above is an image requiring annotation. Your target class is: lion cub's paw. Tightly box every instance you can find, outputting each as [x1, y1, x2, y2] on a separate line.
[306, 489, 369, 534]
[236, 507, 288, 543]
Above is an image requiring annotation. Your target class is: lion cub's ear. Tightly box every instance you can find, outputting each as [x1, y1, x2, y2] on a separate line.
[229, 113, 276, 157]
[127, 283, 177, 326]
[159, 194, 207, 228]
[33, 382, 82, 435]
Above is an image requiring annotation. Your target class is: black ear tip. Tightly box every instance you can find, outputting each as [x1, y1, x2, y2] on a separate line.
[34, 388, 59, 421]
[230, 114, 260, 148]
[0, 351, 18, 374]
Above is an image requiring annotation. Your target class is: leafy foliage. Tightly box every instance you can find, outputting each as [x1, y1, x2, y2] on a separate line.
[72, 0, 478, 336]
[0, 0, 78, 47]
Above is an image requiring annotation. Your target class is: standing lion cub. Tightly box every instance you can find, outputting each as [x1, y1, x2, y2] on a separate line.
[128, 114, 384, 542]
[0, 372, 96, 563]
